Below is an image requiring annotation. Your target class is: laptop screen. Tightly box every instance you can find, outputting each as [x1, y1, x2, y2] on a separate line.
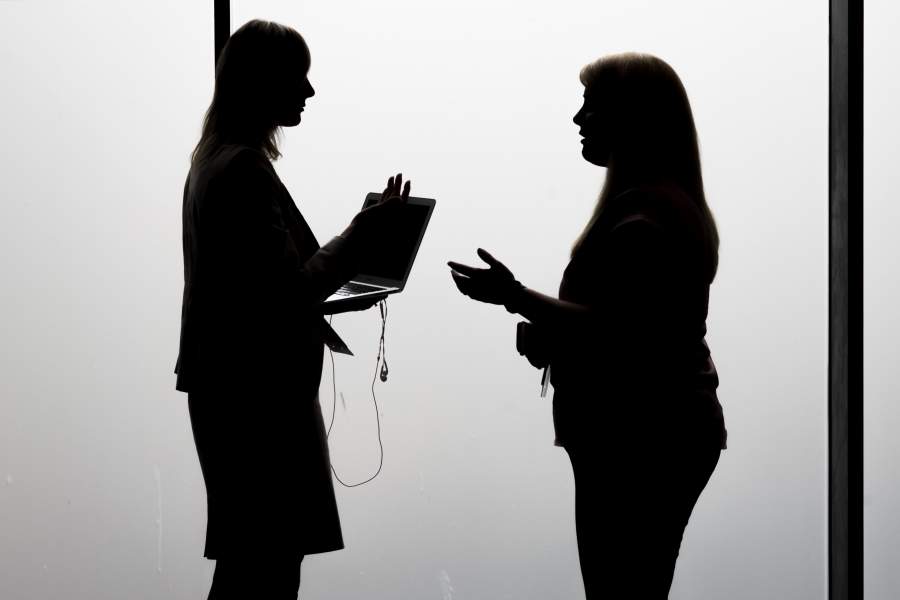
[356, 200, 432, 283]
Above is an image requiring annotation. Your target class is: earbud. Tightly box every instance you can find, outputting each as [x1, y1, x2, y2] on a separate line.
[377, 300, 388, 382]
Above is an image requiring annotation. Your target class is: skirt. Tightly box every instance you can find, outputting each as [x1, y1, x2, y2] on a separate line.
[188, 386, 344, 558]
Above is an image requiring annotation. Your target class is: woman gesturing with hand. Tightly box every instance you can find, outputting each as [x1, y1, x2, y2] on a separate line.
[174, 20, 411, 600]
[449, 53, 726, 600]
[448, 248, 522, 308]
[344, 172, 411, 247]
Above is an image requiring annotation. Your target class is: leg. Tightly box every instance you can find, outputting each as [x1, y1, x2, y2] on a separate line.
[566, 443, 720, 600]
[567, 448, 656, 599]
[207, 554, 304, 600]
[566, 446, 611, 600]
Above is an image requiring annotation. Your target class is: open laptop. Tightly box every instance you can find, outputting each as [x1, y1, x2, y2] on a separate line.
[323, 193, 436, 307]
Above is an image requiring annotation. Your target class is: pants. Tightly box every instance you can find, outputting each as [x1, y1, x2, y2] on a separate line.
[566, 438, 721, 599]
[208, 554, 304, 600]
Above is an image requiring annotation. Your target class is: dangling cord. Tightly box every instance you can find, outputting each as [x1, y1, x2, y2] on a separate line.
[378, 299, 389, 382]
[327, 315, 337, 437]
[326, 299, 387, 487]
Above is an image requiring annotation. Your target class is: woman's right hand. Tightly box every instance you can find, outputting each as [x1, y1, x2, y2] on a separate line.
[345, 173, 411, 246]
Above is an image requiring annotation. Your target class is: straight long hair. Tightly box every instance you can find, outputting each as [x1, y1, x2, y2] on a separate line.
[191, 20, 310, 166]
[572, 53, 719, 278]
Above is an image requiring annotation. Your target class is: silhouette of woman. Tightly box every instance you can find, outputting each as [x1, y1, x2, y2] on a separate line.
[174, 20, 409, 600]
[448, 53, 727, 599]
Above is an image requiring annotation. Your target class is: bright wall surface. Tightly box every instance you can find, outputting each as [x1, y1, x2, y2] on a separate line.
[0, 1, 827, 598]
[864, 2, 900, 598]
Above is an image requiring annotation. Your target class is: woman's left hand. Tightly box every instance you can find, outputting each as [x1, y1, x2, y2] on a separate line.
[448, 248, 522, 306]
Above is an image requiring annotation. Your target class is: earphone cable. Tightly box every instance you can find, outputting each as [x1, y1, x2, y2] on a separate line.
[325, 300, 386, 487]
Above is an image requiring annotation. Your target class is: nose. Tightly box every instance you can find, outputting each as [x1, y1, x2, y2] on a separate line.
[573, 106, 584, 127]
[302, 78, 315, 99]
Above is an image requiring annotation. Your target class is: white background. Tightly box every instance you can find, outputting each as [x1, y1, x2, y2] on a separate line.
[0, 1, 832, 598]
[864, 1, 900, 598]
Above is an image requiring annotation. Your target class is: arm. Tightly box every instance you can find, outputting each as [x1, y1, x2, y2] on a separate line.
[304, 173, 413, 309]
[506, 287, 592, 331]
[449, 217, 666, 338]
[514, 217, 665, 328]
[298, 233, 362, 305]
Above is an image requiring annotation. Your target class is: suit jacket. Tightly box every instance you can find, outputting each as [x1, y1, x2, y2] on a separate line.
[175, 144, 359, 395]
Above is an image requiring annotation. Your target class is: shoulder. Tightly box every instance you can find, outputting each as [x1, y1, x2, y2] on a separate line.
[600, 187, 667, 242]
[607, 184, 709, 243]
[610, 184, 717, 280]
[599, 185, 709, 261]
[607, 184, 693, 223]
[189, 145, 280, 219]
[223, 144, 271, 170]
[192, 144, 275, 189]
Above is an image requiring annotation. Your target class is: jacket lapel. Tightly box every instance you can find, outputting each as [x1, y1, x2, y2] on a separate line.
[275, 183, 320, 260]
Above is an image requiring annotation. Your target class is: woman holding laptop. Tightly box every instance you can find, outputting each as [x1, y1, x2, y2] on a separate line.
[174, 19, 408, 599]
[449, 53, 727, 599]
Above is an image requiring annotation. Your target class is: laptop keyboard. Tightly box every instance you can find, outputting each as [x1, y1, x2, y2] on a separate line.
[334, 281, 387, 296]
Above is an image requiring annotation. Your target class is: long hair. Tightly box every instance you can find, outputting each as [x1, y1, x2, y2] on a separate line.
[572, 53, 719, 278]
[191, 20, 310, 166]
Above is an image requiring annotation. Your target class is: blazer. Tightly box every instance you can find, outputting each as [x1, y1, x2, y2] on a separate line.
[175, 144, 359, 395]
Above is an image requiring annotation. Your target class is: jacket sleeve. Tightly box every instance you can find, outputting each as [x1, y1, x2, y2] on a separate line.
[204, 149, 359, 310]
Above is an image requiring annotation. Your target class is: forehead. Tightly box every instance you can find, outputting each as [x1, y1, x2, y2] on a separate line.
[583, 77, 617, 104]
[582, 87, 606, 104]
[284, 36, 311, 70]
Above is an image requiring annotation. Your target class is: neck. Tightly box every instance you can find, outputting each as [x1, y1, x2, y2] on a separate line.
[606, 160, 677, 196]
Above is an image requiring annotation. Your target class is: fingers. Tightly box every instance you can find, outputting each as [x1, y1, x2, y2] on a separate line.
[387, 173, 407, 203]
[476, 248, 501, 267]
[380, 173, 410, 204]
[386, 172, 401, 202]
[450, 270, 473, 296]
[447, 261, 486, 277]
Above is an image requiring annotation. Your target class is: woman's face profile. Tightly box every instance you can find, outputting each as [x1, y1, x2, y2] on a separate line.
[273, 64, 315, 128]
[573, 87, 612, 167]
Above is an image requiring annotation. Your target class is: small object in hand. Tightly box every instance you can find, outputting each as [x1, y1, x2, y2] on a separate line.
[540, 365, 551, 398]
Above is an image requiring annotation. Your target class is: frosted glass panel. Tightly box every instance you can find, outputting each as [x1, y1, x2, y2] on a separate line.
[0, 2, 215, 599]
[864, 2, 900, 598]
[0, 1, 827, 599]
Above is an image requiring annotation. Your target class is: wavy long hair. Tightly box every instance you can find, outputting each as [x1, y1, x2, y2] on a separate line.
[572, 53, 719, 278]
[191, 20, 310, 166]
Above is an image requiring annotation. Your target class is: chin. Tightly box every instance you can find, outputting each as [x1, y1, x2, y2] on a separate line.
[581, 147, 607, 167]
[278, 113, 302, 127]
